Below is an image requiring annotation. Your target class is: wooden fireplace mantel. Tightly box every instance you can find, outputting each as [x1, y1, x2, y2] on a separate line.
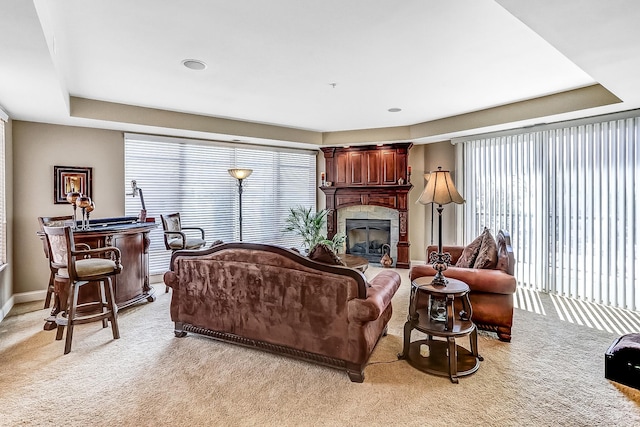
[320, 143, 413, 268]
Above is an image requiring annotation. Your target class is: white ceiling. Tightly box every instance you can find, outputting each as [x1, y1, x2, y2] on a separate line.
[1, 0, 639, 145]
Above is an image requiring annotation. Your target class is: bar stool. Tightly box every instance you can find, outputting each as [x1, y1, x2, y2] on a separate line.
[42, 225, 122, 354]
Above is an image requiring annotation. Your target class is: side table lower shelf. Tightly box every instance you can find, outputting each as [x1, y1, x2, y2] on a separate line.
[406, 339, 480, 382]
[400, 276, 483, 383]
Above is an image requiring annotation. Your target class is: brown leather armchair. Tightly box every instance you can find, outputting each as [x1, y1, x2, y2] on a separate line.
[410, 230, 516, 342]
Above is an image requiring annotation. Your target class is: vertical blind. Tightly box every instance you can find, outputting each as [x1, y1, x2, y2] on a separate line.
[458, 113, 640, 311]
[124, 134, 317, 274]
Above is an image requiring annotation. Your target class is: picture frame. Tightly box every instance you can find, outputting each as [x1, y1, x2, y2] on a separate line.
[54, 166, 93, 204]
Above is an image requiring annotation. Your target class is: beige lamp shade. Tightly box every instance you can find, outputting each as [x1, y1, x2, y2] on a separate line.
[228, 168, 253, 180]
[417, 167, 464, 206]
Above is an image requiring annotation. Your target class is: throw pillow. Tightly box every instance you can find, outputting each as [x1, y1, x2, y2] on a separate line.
[308, 243, 346, 266]
[455, 231, 485, 268]
[473, 229, 498, 269]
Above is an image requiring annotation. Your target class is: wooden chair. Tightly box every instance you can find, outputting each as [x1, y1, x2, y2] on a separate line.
[42, 225, 122, 354]
[160, 212, 207, 251]
[161, 213, 207, 292]
[37, 216, 73, 310]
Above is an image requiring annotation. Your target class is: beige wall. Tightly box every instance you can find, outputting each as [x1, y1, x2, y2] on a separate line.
[423, 141, 460, 248]
[12, 121, 124, 295]
[408, 144, 426, 262]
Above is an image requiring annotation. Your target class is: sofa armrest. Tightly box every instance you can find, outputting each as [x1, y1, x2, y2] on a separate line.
[349, 270, 401, 322]
[164, 270, 178, 291]
[410, 264, 516, 295]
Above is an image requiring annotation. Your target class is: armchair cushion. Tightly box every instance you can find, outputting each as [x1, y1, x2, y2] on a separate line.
[57, 259, 118, 279]
[168, 237, 206, 250]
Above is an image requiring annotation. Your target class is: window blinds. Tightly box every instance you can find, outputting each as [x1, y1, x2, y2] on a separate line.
[459, 112, 640, 311]
[124, 134, 317, 274]
[0, 117, 5, 264]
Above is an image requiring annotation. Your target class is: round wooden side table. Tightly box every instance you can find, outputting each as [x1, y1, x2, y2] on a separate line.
[398, 276, 483, 383]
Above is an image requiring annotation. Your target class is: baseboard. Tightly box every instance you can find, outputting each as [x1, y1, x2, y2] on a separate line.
[0, 295, 15, 323]
[0, 290, 46, 323]
[14, 289, 47, 304]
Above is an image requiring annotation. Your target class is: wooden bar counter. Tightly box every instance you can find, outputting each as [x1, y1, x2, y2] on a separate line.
[41, 217, 157, 329]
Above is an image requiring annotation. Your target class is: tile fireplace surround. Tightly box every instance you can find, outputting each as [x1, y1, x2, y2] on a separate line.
[339, 207, 399, 266]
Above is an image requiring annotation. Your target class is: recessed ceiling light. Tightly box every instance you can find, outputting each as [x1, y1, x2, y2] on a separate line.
[182, 59, 207, 71]
[388, 108, 402, 113]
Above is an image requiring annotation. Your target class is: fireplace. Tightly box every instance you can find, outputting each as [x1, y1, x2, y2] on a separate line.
[346, 219, 391, 263]
[320, 142, 413, 268]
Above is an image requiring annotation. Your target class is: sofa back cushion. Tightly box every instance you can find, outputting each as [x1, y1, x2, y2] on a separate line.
[496, 230, 514, 274]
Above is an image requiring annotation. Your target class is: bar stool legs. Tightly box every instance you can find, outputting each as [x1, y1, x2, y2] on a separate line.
[55, 277, 119, 355]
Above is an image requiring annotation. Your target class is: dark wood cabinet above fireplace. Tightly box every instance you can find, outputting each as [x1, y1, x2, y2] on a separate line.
[320, 142, 414, 268]
[321, 142, 412, 188]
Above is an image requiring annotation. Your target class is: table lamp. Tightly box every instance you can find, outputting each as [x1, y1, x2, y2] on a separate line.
[417, 166, 465, 286]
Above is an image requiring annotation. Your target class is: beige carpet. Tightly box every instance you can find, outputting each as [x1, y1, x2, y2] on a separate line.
[1, 266, 640, 427]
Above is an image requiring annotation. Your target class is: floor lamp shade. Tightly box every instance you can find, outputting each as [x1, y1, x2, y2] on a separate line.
[228, 168, 253, 241]
[417, 167, 464, 286]
[228, 168, 253, 180]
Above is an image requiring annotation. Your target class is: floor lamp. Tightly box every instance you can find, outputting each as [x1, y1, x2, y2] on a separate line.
[417, 166, 465, 286]
[228, 168, 253, 241]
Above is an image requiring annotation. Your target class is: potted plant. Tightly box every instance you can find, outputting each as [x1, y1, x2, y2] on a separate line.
[283, 205, 346, 254]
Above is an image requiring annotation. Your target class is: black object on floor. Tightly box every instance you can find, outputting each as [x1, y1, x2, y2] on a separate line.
[605, 333, 640, 390]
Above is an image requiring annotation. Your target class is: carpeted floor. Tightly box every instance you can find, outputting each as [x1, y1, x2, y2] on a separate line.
[1, 266, 640, 426]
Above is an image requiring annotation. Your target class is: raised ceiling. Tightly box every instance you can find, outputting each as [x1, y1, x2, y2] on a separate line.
[0, 0, 639, 147]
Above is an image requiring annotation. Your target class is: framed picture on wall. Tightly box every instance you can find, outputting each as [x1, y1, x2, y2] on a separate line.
[54, 166, 93, 204]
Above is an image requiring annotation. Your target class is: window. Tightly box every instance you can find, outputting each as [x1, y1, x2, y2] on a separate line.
[458, 111, 640, 311]
[0, 111, 6, 265]
[124, 134, 317, 274]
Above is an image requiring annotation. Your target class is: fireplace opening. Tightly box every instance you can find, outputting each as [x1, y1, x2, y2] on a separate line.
[346, 219, 391, 264]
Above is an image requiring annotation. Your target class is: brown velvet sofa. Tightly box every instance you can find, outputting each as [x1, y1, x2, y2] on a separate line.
[163, 242, 401, 382]
[410, 230, 516, 342]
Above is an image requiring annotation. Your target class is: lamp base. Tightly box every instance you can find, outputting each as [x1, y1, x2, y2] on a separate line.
[431, 272, 448, 287]
[429, 251, 452, 287]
